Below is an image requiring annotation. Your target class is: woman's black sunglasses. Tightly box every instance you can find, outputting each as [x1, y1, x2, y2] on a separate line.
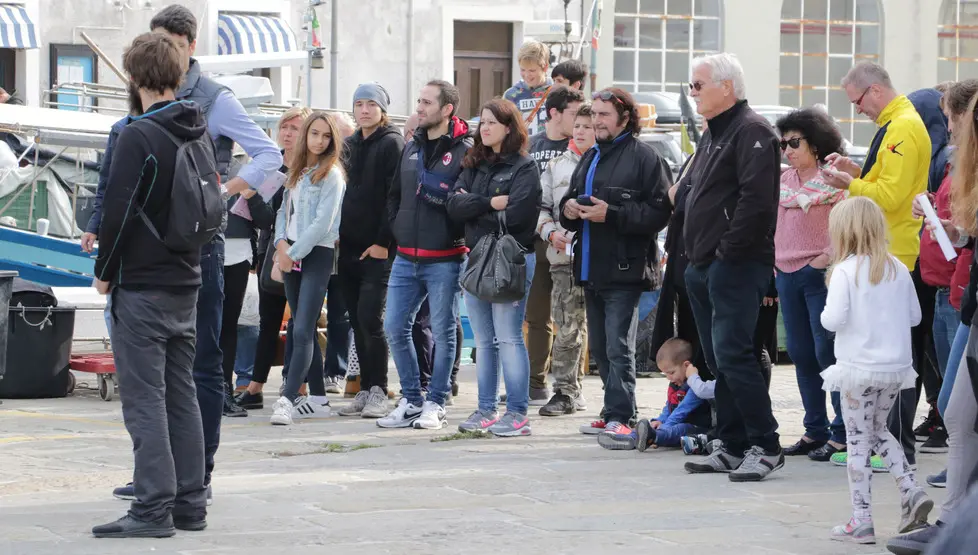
[780, 137, 805, 150]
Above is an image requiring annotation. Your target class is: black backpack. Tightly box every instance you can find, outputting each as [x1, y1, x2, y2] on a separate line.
[136, 119, 224, 252]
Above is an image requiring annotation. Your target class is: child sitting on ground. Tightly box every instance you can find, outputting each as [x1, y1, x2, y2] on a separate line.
[598, 338, 714, 451]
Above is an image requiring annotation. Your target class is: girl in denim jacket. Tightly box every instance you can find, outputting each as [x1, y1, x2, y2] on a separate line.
[270, 112, 346, 426]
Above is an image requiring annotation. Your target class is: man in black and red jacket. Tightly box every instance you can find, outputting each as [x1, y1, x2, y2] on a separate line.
[380, 80, 472, 430]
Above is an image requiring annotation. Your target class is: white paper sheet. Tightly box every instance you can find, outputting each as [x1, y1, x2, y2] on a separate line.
[916, 193, 958, 262]
[230, 171, 287, 221]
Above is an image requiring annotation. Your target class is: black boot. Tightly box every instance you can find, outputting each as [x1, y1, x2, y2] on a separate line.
[223, 384, 248, 418]
[92, 514, 175, 538]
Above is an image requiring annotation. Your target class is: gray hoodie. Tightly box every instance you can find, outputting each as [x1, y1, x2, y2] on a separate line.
[537, 144, 583, 266]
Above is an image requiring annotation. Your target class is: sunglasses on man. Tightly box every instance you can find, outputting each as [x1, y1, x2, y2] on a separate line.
[592, 90, 623, 105]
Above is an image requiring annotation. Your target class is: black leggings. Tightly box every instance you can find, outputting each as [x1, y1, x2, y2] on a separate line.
[220, 261, 251, 389]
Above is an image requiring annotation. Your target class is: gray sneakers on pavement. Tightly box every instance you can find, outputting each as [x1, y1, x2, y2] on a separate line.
[685, 445, 745, 474]
[458, 409, 499, 432]
[729, 446, 784, 482]
[361, 386, 390, 419]
[337, 391, 368, 416]
[488, 412, 531, 436]
[899, 487, 934, 533]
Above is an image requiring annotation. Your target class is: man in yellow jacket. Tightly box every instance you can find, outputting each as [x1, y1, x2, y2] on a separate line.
[823, 62, 931, 270]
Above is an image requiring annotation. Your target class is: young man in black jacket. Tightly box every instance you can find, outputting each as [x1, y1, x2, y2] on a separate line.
[337, 83, 405, 419]
[91, 32, 209, 538]
[380, 80, 471, 430]
[681, 53, 784, 482]
[560, 87, 672, 443]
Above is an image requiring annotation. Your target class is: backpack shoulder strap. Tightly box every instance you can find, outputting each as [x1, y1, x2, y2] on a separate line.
[135, 118, 182, 149]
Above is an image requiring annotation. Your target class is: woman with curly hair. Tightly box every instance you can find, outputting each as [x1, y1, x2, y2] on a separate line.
[774, 108, 848, 462]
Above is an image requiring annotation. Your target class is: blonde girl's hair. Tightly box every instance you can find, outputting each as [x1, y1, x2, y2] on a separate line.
[827, 197, 898, 287]
[951, 87, 978, 234]
[285, 111, 344, 190]
[278, 106, 312, 132]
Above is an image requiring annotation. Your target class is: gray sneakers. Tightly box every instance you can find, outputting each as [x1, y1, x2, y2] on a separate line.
[458, 409, 499, 432]
[899, 487, 934, 533]
[361, 386, 390, 419]
[337, 390, 368, 416]
[830, 519, 876, 544]
[325, 375, 342, 394]
[685, 445, 745, 474]
[729, 446, 784, 482]
[488, 412, 531, 437]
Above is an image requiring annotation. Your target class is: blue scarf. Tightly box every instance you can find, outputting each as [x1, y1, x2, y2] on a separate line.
[581, 132, 629, 281]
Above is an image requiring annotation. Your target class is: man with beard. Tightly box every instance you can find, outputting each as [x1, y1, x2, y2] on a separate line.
[559, 87, 672, 443]
[83, 4, 282, 505]
[380, 80, 471, 430]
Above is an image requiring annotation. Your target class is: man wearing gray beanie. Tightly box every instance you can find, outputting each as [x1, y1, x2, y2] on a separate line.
[336, 81, 405, 419]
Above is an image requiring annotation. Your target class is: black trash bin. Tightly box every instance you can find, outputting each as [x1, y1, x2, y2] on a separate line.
[0, 279, 76, 399]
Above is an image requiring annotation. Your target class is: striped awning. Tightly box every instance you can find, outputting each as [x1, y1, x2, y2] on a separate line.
[217, 13, 297, 56]
[0, 4, 38, 49]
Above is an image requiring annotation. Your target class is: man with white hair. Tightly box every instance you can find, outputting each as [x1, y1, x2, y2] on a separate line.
[680, 53, 784, 481]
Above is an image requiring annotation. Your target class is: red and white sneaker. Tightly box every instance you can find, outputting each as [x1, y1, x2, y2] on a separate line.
[580, 419, 606, 435]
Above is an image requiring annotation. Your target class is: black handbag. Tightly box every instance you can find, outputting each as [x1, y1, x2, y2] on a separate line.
[258, 230, 285, 297]
[461, 212, 527, 303]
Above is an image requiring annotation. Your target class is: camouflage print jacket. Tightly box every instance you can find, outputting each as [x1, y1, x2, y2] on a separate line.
[537, 143, 583, 266]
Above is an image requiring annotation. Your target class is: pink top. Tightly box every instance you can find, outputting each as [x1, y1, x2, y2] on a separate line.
[775, 168, 837, 273]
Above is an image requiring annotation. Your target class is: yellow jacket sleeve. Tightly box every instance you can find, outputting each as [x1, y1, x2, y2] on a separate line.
[849, 123, 920, 212]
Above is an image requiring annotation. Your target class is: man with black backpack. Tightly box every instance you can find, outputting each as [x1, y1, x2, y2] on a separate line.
[92, 32, 219, 538]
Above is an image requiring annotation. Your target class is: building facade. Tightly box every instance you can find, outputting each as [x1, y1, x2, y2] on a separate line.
[0, 0, 971, 146]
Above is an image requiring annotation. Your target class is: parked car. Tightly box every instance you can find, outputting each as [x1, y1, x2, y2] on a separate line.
[639, 131, 685, 182]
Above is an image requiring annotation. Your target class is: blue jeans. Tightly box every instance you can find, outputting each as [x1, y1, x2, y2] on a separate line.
[655, 422, 709, 447]
[465, 252, 536, 416]
[282, 246, 333, 402]
[193, 239, 225, 485]
[940, 321, 969, 416]
[685, 259, 781, 453]
[586, 288, 642, 425]
[384, 256, 462, 407]
[775, 265, 845, 444]
[934, 288, 959, 378]
[233, 325, 259, 388]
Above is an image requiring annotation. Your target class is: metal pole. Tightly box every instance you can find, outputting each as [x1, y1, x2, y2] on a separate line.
[26, 142, 39, 231]
[406, 0, 414, 109]
[330, 0, 339, 109]
[80, 32, 128, 84]
[306, 2, 313, 107]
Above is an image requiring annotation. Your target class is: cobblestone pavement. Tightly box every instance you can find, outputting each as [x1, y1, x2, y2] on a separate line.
[0, 364, 940, 555]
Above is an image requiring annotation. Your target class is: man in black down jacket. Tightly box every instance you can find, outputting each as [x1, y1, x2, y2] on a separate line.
[337, 83, 405, 419]
[681, 53, 783, 482]
[559, 87, 672, 441]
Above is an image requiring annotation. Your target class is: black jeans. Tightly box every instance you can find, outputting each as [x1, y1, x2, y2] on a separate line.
[193, 239, 225, 485]
[585, 288, 642, 426]
[251, 284, 287, 385]
[282, 246, 334, 402]
[685, 259, 781, 454]
[324, 278, 350, 379]
[338, 251, 391, 392]
[220, 260, 251, 389]
[282, 318, 325, 395]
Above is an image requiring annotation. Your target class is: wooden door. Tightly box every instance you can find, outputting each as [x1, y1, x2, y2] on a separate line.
[453, 56, 511, 120]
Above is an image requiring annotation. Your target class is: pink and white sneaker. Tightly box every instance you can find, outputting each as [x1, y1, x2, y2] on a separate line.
[580, 419, 606, 435]
[458, 409, 499, 432]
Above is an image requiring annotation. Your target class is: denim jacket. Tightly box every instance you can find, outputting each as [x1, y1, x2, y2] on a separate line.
[274, 165, 345, 261]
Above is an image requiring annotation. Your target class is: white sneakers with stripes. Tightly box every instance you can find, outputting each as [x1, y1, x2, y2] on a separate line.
[270, 396, 331, 426]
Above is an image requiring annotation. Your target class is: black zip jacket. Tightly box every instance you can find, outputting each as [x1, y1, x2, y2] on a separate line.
[558, 132, 672, 290]
[682, 100, 780, 267]
[342, 124, 405, 253]
[94, 100, 207, 289]
[225, 192, 274, 239]
[446, 153, 541, 250]
[388, 117, 472, 263]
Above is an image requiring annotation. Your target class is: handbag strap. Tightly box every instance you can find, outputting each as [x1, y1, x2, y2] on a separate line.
[525, 86, 552, 125]
[496, 210, 508, 235]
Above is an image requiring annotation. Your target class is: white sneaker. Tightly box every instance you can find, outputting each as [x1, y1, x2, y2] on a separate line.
[377, 397, 423, 428]
[292, 396, 331, 420]
[325, 376, 342, 394]
[270, 396, 293, 426]
[414, 400, 447, 430]
[573, 393, 587, 411]
[361, 386, 390, 419]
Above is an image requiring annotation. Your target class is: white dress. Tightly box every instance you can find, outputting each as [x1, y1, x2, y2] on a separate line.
[819, 254, 922, 391]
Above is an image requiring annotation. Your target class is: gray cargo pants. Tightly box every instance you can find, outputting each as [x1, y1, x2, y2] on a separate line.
[111, 287, 207, 522]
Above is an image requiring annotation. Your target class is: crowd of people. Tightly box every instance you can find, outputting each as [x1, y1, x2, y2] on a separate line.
[77, 4, 977, 553]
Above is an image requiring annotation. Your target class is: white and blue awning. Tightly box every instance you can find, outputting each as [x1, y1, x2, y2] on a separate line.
[0, 4, 38, 49]
[217, 13, 297, 56]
